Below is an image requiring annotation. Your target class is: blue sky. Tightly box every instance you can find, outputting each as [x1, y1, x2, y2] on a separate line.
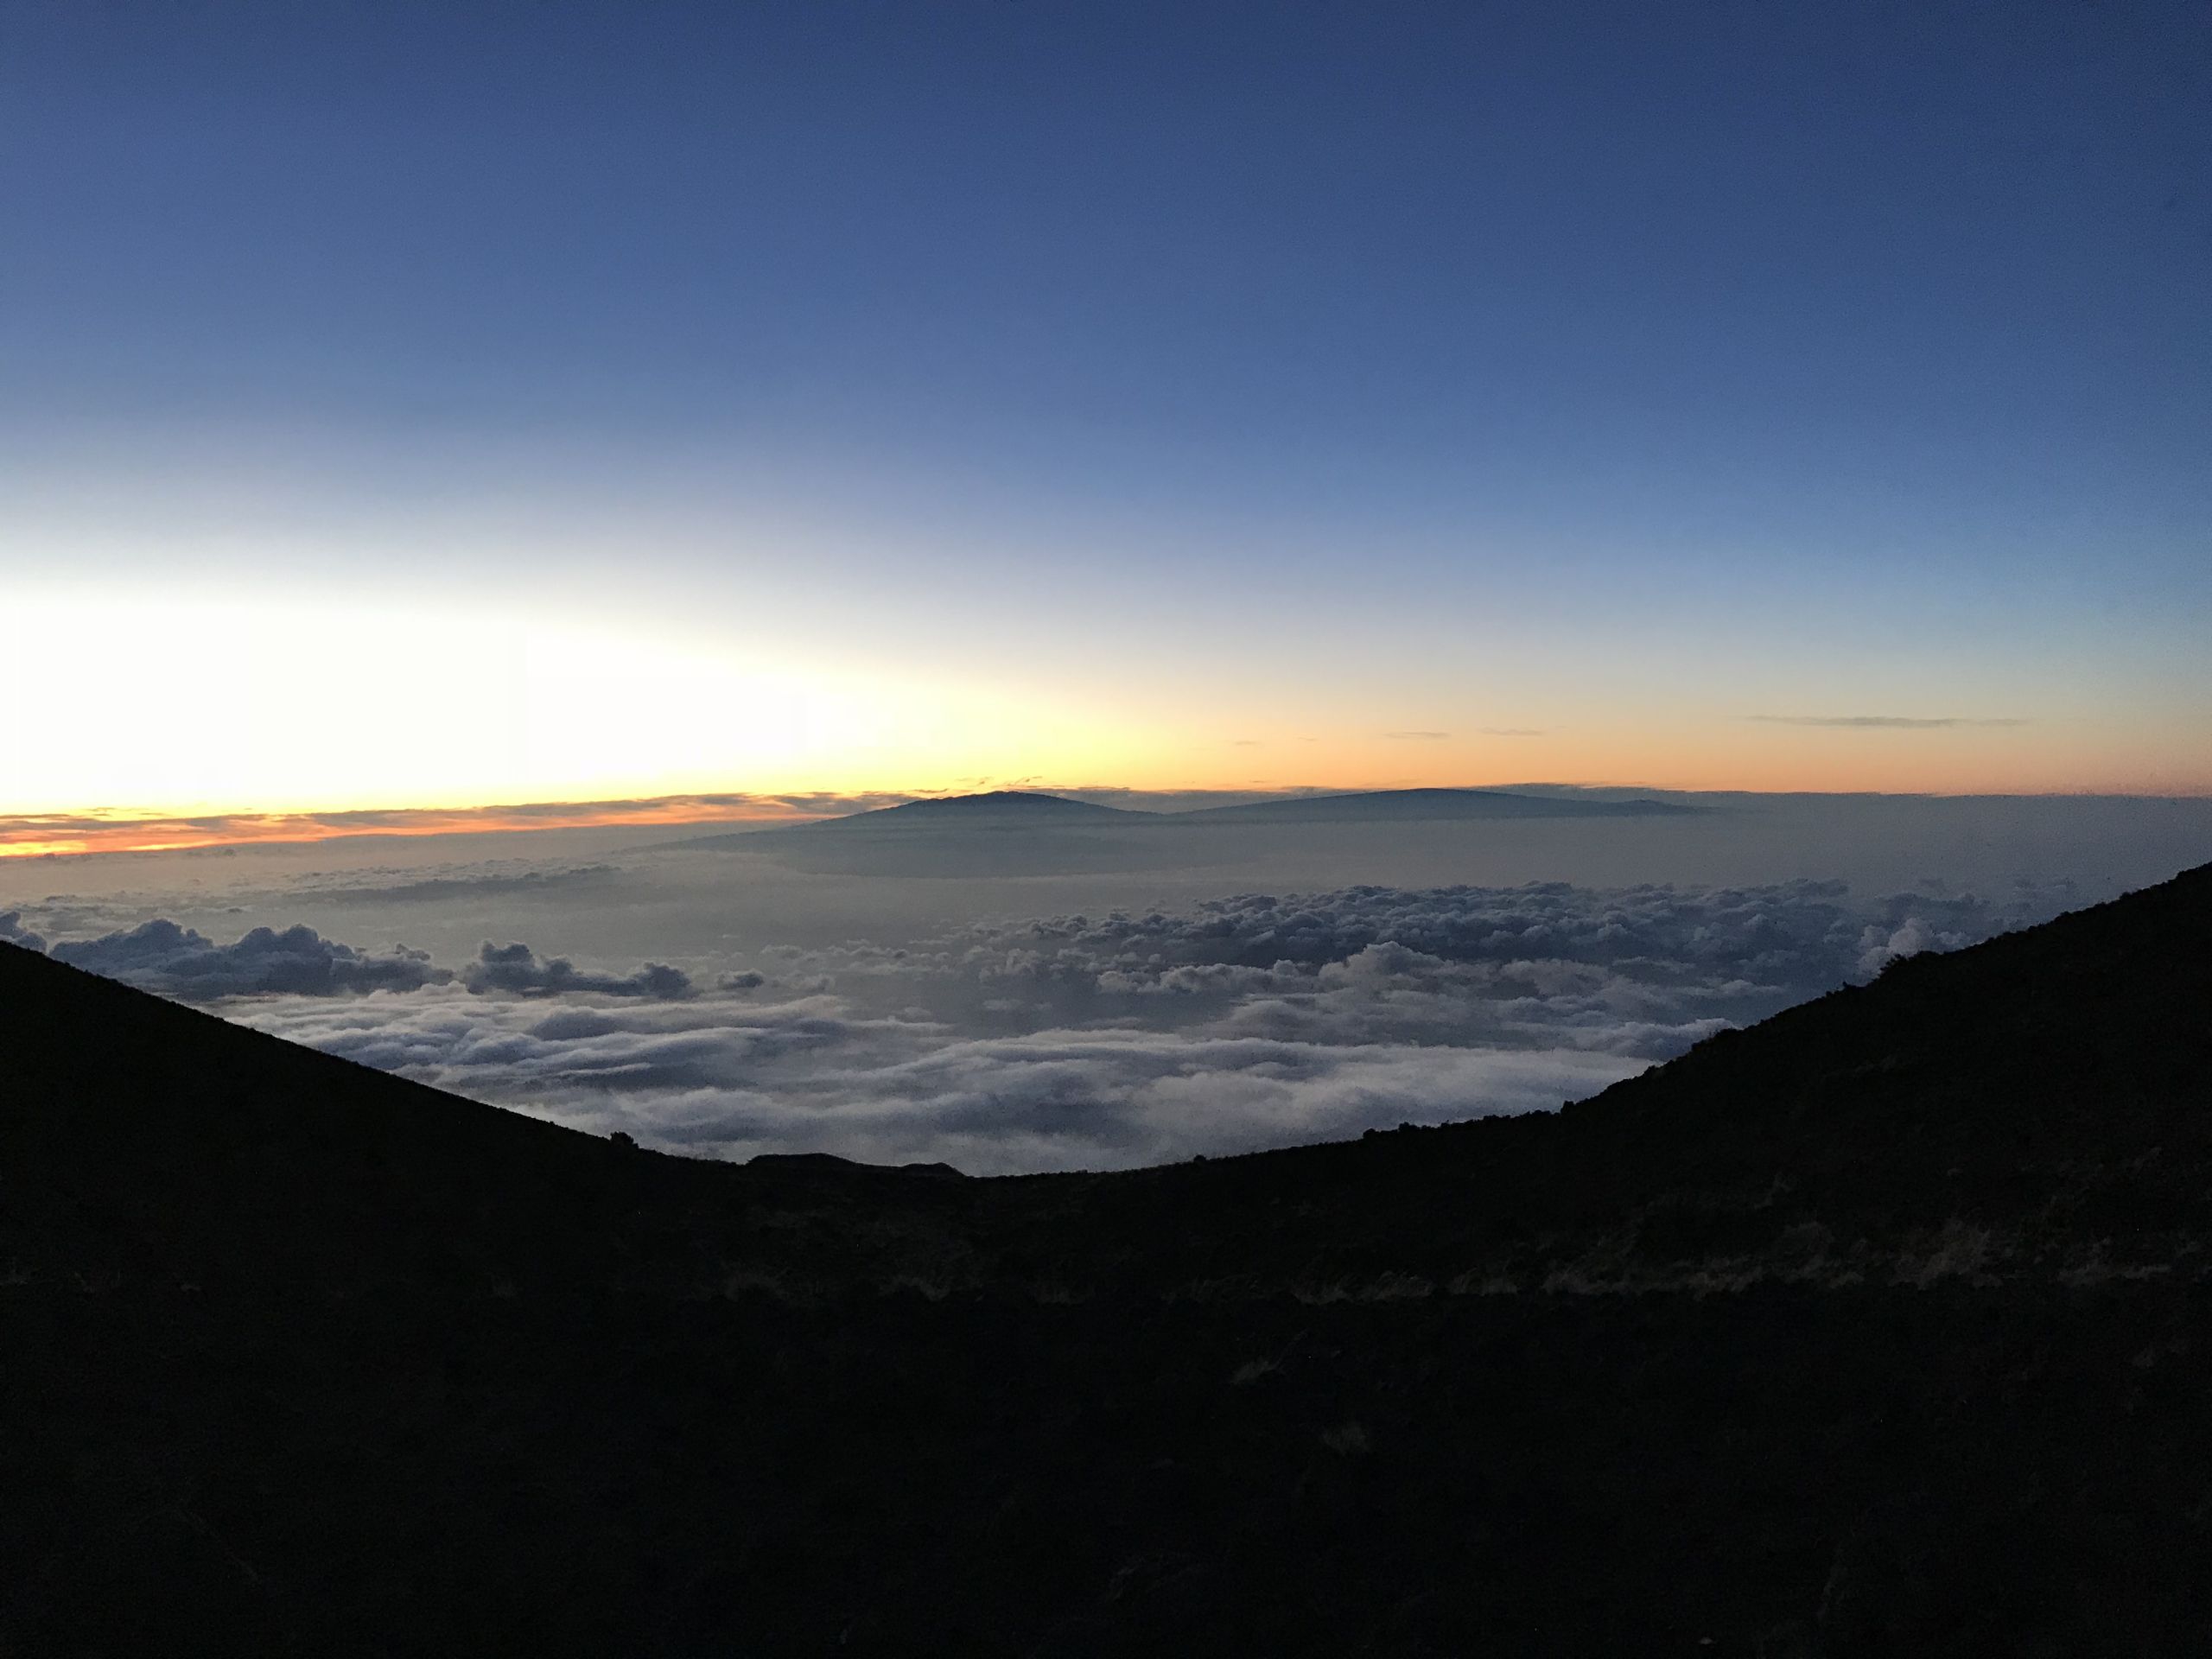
[3, 0, 2207, 811]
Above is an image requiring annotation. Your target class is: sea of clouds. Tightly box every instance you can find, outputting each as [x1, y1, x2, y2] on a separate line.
[4, 874, 2074, 1173]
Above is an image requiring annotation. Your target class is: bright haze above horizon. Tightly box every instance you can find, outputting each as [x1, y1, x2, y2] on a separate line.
[5, 0, 2207, 834]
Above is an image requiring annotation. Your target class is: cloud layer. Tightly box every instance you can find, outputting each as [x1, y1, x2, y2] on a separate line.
[5, 875, 2050, 1173]
[461, 941, 693, 999]
[238, 987, 1640, 1173]
[49, 920, 451, 998]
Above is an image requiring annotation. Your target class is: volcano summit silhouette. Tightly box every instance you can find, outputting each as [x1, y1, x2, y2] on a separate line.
[4, 865, 2210, 1654]
[810, 789, 1136, 824]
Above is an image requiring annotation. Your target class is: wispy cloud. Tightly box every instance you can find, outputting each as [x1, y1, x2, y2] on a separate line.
[1746, 715, 2029, 730]
[1383, 730, 1451, 741]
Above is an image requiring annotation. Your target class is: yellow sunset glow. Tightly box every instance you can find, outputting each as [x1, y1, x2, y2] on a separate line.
[5, 581, 2202, 861]
[4, 590, 1146, 821]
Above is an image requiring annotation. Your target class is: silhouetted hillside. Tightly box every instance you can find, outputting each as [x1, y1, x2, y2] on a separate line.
[5, 866, 2210, 1655]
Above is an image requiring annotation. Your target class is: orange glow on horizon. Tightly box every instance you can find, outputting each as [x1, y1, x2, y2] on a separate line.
[7, 757, 2209, 863]
[10, 589, 2203, 840]
[0, 840, 102, 860]
[0, 795, 869, 861]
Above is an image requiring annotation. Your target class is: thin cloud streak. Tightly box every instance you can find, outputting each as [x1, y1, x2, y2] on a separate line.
[1747, 715, 2031, 730]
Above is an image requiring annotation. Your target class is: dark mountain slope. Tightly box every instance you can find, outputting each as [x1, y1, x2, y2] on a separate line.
[1046, 855, 2212, 1298]
[0, 947, 973, 1301]
[4, 866, 2210, 1656]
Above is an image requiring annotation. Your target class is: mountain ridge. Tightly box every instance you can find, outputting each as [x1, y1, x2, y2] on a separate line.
[670, 785, 1695, 849]
[808, 789, 1138, 824]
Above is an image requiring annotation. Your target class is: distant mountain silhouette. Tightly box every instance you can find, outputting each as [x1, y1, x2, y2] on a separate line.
[673, 788, 1693, 853]
[1169, 786, 1692, 823]
[804, 788, 1136, 826]
[5, 864, 2209, 1653]
[671, 790, 1137, 855]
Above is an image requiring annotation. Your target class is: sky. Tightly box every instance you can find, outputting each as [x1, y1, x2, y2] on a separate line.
[3, 0, 2209, 830]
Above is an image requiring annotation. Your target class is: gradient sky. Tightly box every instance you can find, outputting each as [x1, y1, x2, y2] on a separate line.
[4, 0, 2207, 821]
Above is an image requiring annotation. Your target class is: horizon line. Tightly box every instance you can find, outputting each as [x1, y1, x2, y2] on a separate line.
[6, 779, 2210, 861]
